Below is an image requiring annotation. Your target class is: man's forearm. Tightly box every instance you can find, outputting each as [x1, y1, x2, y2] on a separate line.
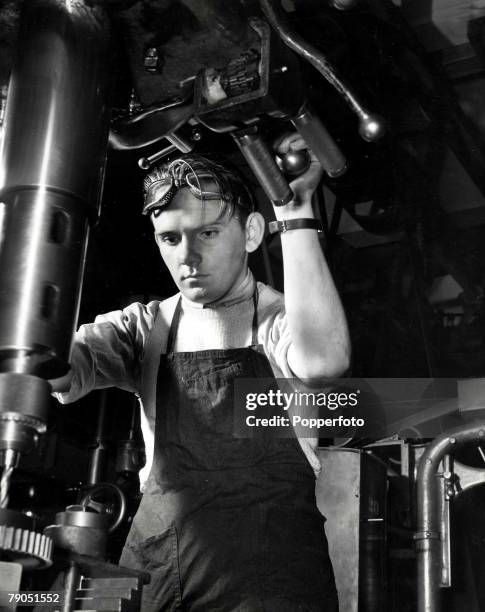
[276, 199, 350, 380]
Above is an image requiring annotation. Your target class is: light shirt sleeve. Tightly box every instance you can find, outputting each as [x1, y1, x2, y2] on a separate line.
[256, 283, 294, 378]
[256, 283, 323, 476]
[54, 301, 159, 404]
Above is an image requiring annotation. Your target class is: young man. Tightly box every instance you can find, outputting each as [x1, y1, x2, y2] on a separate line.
[52, 135, 350, 611]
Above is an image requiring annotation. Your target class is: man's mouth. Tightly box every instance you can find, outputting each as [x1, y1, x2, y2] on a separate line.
[181, 273, 209, 281]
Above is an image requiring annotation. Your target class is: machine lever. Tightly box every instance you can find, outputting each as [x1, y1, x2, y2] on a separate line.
[259, 0, 386, 142]
[138, 130, 194, 170]
[292, 102, 348, 177]
[233, 127, 293, 206]
[80, 482, 127, 534]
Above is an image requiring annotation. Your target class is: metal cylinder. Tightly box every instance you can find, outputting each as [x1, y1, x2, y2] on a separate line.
[138, 144, 178, 170]
[233, 128, 292, 206]
[0, 374, 50, 467]
[0, 192, 90, 377]
[87, 392, 108, 486]
[62, 562, 81, 612]
[415, 421, 485, 612]
[165, 131, 194, 154]
[0, 0, 112, 379]
[0, 374, 50, 508]
[359, 521, 386, 611]
[56, 506, 110, 531]
[116, 439, 145, 474]
[45, 506, 109, 559]
[292, 103, 348, 178]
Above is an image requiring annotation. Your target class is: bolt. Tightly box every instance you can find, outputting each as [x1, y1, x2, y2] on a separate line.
[449, 437, 457, 444]
[191, 130, 202, 142]
[144, 47, 161, 73]
[128, 89, 141, 116]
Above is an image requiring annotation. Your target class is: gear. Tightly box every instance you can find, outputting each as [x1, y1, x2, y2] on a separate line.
[0, 524, 52, 569]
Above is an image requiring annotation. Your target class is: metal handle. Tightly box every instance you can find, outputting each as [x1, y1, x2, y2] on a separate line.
[80, 482, 127, 533]
[259, 0, 386, 142]
[165, 131, 193, 153]
[138, 144, 178, 170]
[138, 130, 194, 170]
[233, 128, 293, 206]
[292, 102, 348, 177]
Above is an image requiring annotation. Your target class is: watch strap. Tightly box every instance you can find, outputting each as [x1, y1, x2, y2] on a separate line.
[268, 218, 323, 234]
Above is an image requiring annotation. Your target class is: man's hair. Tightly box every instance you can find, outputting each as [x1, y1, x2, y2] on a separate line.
[142, 154, 255, 226]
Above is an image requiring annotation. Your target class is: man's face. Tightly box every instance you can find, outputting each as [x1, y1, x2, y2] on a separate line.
[152, 188, 249, 304]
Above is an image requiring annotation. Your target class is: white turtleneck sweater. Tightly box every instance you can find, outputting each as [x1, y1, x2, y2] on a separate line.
[55, 269, 321, 487]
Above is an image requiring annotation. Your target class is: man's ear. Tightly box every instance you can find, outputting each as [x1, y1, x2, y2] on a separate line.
[245, 212, 265, 253]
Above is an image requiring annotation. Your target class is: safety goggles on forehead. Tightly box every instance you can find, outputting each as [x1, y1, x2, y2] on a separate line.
[142, 159, 234, 216]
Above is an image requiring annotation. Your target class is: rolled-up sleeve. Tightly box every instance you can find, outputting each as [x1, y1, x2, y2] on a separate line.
[256, 290, 294, 379]
[54, 301, 159, 404]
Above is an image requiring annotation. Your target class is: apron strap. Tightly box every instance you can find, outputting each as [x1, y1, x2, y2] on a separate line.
[166, 286, 259, 353]
[251, 287, 259, 346]
[140, 298, 179, 407]
[166, 296, 183, 354]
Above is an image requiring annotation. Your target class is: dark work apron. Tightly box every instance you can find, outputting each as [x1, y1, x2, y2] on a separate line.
[120, 291, 338, 611]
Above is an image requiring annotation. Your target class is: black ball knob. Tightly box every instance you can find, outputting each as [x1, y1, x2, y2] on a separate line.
[359, 113, 386, 142]
[276, 149, 311, 177]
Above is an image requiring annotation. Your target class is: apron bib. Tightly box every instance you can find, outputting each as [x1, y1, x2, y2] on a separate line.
[120, 292, 338, 611]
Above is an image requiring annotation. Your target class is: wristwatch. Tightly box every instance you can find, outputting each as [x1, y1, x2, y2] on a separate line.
[268, 218, 323, 234]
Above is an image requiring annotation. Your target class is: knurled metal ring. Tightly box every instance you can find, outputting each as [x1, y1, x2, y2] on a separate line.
[0, 525, 53, 569]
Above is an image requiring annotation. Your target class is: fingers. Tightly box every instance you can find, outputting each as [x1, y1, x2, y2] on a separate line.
[291, 160, 323, 188]
[275, 132, 320, 168]
[273, 131, 323, 198]
[274, 132, 307, 155]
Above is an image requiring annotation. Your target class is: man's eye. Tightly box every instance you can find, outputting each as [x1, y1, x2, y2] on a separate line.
[160, 235, 179, 246]
[200, 229, 219, 239]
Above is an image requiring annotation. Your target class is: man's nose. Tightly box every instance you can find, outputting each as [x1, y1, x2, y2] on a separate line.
[178, 237, 202, 266]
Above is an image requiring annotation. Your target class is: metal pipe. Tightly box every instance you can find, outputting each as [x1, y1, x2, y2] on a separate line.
[259, 0, 386, 142]
[62, 562, 80, 612]
[87, 391, 109, 486]
[128, 397, 138, 441]
[415, 420, 485, 612]
[109, 101, 193, 151]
